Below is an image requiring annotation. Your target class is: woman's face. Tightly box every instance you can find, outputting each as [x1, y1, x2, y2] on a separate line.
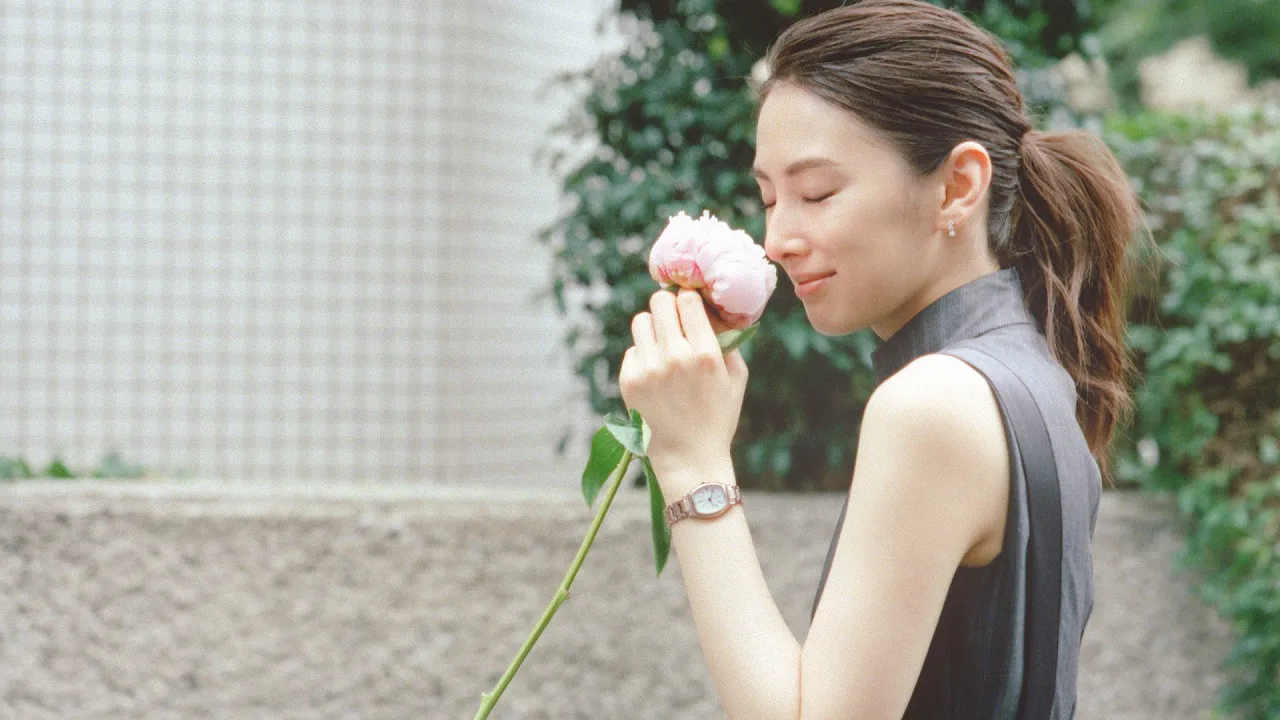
[753, 82, 945, 339]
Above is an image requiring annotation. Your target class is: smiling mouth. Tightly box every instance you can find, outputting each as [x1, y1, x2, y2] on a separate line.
[795, 273, 835, 286]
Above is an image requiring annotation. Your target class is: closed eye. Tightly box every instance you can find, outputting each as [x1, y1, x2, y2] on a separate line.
[762, 189, 835, 211]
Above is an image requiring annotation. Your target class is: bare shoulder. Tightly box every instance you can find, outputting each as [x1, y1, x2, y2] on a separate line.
[862, 352, 1010, 564]
[870, 352, 996, 417]
[867, 353, 1005, 450]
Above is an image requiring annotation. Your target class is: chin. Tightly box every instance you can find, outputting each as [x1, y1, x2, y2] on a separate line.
[803, 307, 867, 337]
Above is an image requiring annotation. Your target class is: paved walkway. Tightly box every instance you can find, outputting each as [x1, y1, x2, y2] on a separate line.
[0, 482, 1238, 719]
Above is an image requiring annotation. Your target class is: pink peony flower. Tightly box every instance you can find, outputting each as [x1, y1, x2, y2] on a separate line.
[648, 210, 778, 328]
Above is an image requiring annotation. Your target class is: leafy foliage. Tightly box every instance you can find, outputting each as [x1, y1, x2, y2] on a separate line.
[1108, 106, 1280, 719]
[0, 453, 146, 480]
[1096, 0, 1280, 109]
[0, 456, 34, 480]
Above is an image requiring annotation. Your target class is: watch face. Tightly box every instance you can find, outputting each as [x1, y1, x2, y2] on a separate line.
[692, 484, 728, 515]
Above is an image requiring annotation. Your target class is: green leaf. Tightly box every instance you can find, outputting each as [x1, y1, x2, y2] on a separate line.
[768, 0, 802, 16]
[0, 456, 33, 480]
[605, 409, 649, 457]
[45, 458, 74, 479]
[1260, 436, 1280, 466]
[582, 426, 626, 508]
[715, 324, 758, 354]
[706, 35, 729, 60]
[644, 457, 671, 576]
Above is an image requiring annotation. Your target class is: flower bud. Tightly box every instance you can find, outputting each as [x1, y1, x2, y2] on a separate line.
[649, 210, 777, 328]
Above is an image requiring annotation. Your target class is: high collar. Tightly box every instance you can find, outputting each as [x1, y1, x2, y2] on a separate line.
[870, 267, 1035, 382]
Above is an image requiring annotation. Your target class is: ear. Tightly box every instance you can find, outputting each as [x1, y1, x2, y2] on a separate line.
[935, 141, 992, 237]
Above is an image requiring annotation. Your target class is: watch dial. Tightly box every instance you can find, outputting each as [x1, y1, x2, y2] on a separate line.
[692, 485, 727, 514]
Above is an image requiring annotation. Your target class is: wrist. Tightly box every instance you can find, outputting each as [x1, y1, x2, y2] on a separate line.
[653, 453, 736, 500]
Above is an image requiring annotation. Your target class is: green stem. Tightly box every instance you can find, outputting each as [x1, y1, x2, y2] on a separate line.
[472, 448, 635, 720]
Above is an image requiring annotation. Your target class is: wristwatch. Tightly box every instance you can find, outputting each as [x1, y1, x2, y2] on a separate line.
[664, 482, 742, 526]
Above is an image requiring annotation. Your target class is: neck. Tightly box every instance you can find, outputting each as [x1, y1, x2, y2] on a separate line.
[871, 252, 1001, 342]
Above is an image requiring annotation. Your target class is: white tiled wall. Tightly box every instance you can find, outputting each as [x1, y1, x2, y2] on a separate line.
[0, 0, 612, 484]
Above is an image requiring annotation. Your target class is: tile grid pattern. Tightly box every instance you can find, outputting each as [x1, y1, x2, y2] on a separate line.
[0, 0, 605, 483]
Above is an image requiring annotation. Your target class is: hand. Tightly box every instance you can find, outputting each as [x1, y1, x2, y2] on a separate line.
[619, 288, 748, 486]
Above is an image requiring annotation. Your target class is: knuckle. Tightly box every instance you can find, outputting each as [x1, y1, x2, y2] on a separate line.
[692, 351, 720, 372]
[619, 366, 647, 394]
[671, 349, 711, 373]
[652, 360, 678, 380]
[623, 361, 662, 388]
[618, 373, 637, 396]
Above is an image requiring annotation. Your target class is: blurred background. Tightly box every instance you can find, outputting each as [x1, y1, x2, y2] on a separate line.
[0, 0, 1277, 718]
[0, 0, 612, 485]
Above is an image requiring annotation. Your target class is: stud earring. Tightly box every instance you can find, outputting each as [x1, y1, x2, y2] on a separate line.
[947, 220, 956, 237]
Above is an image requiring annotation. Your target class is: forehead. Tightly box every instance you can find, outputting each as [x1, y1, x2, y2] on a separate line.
[754, 82, 897, 170]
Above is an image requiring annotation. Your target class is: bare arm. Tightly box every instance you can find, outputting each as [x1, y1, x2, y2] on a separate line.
[660, 354, 1009, 719]
[661, 453, 804, 720]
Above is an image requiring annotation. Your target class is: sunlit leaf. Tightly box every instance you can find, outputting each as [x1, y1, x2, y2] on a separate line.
[644, 457, 671, 576]
[605, 409, 648, 457]
[715, 323, 758, 354]
[582, 426, 625, 508]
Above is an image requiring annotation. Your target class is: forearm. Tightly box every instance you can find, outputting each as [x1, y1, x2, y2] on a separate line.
[661, 457, 802, 720]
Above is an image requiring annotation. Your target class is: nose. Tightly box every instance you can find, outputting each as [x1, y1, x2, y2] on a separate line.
[763, 206, 806, 264]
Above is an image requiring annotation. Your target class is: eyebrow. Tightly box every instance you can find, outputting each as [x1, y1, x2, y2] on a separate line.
[751, 157, 839, 180]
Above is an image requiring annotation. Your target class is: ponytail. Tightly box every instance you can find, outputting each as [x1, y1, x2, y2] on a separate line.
[1008, 129, 1142, 479]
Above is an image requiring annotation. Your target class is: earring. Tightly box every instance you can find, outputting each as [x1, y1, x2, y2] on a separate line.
[947, 220, 956, 237]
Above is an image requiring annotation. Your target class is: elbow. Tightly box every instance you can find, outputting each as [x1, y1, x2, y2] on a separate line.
[795, 664, 803, 720]
[792, 645, 804, 720]
[742, 651, 803, 720]
[724, 645, 803, 720]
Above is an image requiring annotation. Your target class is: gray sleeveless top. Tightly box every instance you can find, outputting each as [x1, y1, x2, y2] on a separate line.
[810, 267, 1100, 719]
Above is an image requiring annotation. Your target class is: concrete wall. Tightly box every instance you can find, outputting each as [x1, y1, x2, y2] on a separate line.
[0, 484, 1238, 719]
[0, 0, 609, 484]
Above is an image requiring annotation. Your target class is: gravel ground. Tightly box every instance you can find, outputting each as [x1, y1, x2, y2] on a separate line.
[0, 482, 1238, 719]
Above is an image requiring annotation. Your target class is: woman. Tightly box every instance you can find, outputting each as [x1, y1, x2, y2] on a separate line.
[618, 1, 1141, 718]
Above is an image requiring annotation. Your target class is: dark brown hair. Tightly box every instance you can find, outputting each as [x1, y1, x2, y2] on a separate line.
[761, 0, 1141, 476]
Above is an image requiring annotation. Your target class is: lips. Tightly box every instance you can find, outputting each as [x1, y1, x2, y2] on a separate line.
[792, 272, 836, 286]
[793, 272, 834, 298]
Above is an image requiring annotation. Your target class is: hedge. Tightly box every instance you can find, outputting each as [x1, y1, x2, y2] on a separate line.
[1109, 106, 1280, 719]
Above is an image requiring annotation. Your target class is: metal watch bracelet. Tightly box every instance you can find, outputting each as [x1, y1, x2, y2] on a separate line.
[663, 483, 742, 526]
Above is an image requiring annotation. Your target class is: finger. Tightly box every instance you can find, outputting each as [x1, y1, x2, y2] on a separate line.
[649, 289, 690, 353]
[619, 346, 640, 408]
[705, 304, 734, 335]
[676, 289, 719, 353]
[724, 347, 749, 384]
[630, 311, 659, 364]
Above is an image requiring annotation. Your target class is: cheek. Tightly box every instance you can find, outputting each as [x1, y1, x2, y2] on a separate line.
[806, 194, 929, 331]
[816, 192, 903, 262]
[845, 186, 932, 262]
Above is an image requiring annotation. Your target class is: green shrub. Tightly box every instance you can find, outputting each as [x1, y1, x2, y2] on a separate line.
[0, 453, 146, 480]
[0, 456, 34, 480]
[1096, 0, 1280, 108]
[1109, 106, 1280, 719]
